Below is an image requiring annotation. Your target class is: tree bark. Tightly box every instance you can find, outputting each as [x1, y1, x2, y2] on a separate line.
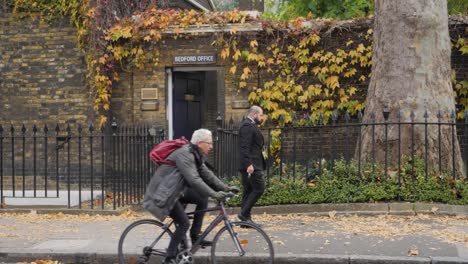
[360, 0, 465, 178]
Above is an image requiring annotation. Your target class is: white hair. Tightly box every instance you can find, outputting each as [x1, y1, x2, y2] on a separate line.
[191, 129, 212, 144]
[248, 105, 262, 116]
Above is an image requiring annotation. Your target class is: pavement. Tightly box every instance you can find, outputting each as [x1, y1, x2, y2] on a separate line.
[0, 202, 467, 264]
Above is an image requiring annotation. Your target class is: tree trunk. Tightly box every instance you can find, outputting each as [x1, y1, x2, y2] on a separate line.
[360, 0, 465, 178]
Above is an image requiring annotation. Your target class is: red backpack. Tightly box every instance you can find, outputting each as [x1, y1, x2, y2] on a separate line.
[149, 137, 189, 166]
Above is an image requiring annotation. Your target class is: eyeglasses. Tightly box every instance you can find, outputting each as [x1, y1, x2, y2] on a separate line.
[200, 141, 213, 145]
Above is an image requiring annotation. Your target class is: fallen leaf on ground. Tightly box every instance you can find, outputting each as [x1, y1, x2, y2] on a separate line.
[408, 248, 419, 256]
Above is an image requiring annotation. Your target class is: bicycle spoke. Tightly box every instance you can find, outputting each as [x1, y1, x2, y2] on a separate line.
[118, 219, 172, 264]
[211, 221, 274, 264]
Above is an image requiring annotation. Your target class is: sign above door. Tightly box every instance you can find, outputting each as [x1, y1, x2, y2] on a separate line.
[173, 53, 217, 64]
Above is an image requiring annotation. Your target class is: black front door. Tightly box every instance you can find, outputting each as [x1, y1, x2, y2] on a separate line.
[173, 72, 204, 140]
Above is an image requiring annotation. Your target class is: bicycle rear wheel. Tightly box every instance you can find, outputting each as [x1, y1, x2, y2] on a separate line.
[118, 219, 173, 264]
[211, 221, 274, 264]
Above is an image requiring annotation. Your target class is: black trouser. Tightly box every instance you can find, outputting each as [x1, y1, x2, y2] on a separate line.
[166, 188, 208, 257]
[240, 170, 265, 219]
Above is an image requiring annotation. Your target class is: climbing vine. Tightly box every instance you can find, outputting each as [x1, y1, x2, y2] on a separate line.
[454, 37, 468, 118]
[5, 1, 468, 126]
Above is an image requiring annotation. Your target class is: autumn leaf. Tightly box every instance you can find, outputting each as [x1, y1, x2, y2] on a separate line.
[233, 50, 241, 61]
[250, 40, 258, 48]
[408, 248, 419, 256]
[229, 65, 237, 74]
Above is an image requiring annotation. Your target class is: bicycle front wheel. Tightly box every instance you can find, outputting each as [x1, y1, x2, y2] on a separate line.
[211, 221, 274, 264]
[118, 219, 173, 264]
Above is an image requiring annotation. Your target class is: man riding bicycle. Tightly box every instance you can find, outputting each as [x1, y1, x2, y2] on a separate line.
[143, 128, 240, 264]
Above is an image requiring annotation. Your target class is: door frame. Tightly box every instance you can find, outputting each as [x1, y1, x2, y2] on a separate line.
[166, 66, 225, 139]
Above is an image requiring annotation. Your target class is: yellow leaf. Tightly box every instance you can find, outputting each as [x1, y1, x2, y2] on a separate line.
[320, 67, 329, 74]
[299, 65, 308, 74]
[248, 91, 256, 100]
[359, 75, 366, 82]
[230, 66, 237, 74]
[344, 68, 357, 78]
[324, 76, 340, 89]
[294, 85, 303, 93]
[348, 86, 357, 95]
[143, 35, 151, 41]
[247, 53, 258, 62]
[233, 50, 241, 61]
[346, 40, 354, 46]
[356, 44, 365, 53]
[243, 67, 251, 75]
[230, 26, 238, 34]
[250, 40, 258, 48]
[240, 81, 247, 88]
[98, 56, 106, 65]
[220, 46, 230, 59]
[312, 66, 321, 75]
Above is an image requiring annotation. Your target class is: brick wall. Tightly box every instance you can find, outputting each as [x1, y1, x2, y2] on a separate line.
[0, 15, 94, 127]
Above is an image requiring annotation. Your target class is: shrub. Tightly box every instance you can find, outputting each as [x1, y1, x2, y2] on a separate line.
[226, 158, 468, 206]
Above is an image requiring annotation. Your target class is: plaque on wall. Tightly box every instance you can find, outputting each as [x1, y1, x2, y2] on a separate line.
[141, 88, 158, 100]
[141, 101, 159, 111]
[231, 100, 250, 109]
[173, 53, 217, 65]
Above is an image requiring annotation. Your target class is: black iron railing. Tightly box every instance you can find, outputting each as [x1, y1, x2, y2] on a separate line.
[0, 120, 164, 210]
[215, 111, 468, 185]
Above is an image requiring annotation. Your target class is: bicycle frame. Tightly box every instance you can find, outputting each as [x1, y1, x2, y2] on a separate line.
[188, 201, 245, 256]
[150, 201, 246, 257]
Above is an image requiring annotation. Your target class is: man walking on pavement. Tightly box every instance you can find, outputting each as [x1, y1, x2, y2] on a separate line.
[238, 105, 266, 226]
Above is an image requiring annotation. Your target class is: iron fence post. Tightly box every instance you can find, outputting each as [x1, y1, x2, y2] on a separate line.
[89, 124, 94, 209]
[438, 111, 442, 174]
[21, 124, 26, 197]
[383, 106, 389, 179]
[55, 124, 59, 197]
[357, 111, 362, 180]
[0, 125, 3, 205]
[319, 113, 324, 177]
[424, 110, 428, 179]
[410, 111, 415, 183]
[66, 124, 71, 209]
[397, 110, 401, 199]
[44, 125, 48, 197]
[279, 115, 284, 180]
[371, 113, 376, 181]
[451, 111, 456, 179]
[78, 124, 82, 209]
[465, 111, 468, 178]
[111, 118, 118, 210]
[332, 112, 337, 174]
[33, 125, 37, 197]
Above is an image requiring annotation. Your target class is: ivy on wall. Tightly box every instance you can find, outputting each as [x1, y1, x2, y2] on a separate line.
[5, 1, 468, 125]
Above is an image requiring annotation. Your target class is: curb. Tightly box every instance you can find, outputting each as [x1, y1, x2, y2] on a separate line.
[1, 253, 467, 264]
[0, 203, 466, 217]
[227, 202, 468, 217]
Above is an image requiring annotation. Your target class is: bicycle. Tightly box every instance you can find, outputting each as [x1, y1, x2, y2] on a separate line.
[118, 192, 274, 264]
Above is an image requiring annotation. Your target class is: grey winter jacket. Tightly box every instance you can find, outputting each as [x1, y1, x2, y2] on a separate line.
[143, 144, 227, 221]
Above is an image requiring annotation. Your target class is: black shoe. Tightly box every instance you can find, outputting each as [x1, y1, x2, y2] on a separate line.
[240, 219, 262, 228]
[191, 236, 213, 248]
[237, 213, 250, 221]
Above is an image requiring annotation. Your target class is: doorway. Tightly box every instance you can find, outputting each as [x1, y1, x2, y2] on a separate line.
[167, 67, 224, 140]
[172, 72, 204, 140]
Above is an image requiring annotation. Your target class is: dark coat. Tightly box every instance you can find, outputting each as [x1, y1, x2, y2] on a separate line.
[143, 144, 227, 221]
[238, 118, 266, 171]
